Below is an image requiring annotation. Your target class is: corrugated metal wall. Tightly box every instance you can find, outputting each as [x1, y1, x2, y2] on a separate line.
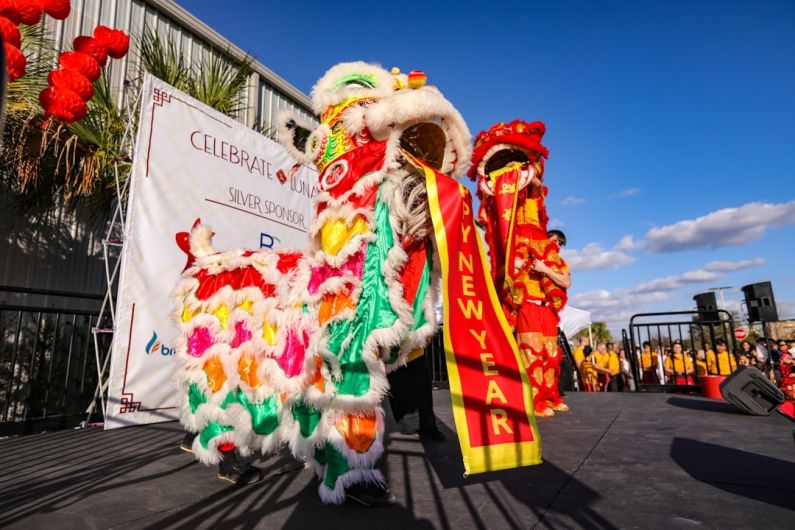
[0, 0, 315, 304]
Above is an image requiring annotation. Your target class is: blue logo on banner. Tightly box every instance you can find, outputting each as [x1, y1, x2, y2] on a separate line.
[260, 232, 281, 249]
[145, 331, 174, 356]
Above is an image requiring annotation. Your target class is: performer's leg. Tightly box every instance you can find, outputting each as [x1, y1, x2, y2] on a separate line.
[539, 308, 567, 411]
[179, 430, 197, 453]
[517, 303, 555, 417]
[544, 346, 568, 411]
[307, 406, 395, 506]
[414, 354, 445, 440]
[217, 442, 263, 485]
[387, 358, 422, 434]
[181, 376, 283, 485]
[387, 353, 444, 440]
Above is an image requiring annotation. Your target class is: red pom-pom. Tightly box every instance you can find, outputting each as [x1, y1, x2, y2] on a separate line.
[93, 25, 129, 59]
[40, 85, 87, 124]
[12, 0, 44, 26]
[49, 67, 93, 100]
[0, 0, 21, 24]
[4, 41, 25, 81]
[58, 51, 100, 82]
[0, 15, 20, 48]
[73, 36, 108, 67]
[43, 0, 69, 19]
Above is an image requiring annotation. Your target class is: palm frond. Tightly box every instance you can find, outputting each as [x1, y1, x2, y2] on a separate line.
[138, 26, 191, 91]
[188, 52, 252, 117]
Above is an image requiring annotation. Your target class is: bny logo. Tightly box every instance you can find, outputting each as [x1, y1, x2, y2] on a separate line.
[145, 331, 174, 356]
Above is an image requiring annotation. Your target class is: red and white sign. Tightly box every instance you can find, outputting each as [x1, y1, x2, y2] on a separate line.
[734, 327, 748, 340]
[104, 75, 316, 429]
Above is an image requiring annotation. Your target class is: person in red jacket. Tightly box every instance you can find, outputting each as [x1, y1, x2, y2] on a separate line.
[472, 120, 571, 417]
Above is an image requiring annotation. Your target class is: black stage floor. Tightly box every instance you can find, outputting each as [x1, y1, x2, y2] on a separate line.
[1, 392, 793, 529]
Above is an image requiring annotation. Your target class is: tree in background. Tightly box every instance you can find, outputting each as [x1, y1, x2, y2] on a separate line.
[574, 321, 612, 345]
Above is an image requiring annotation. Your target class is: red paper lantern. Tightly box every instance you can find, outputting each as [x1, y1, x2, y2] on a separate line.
[4, 42, 25, 81]
[0, 15, 20, 48]
[93, 25, 129, 59]
[49, 67, 93, 100]
[43, 0, 69, 19]
[12, 0, 44, 26]
[0, 0, 21, 24]
[39, 23, 129, 125]
[58, 51, 100, 82]
[73, 35, 108, 66]
[40, 85, 87, 124]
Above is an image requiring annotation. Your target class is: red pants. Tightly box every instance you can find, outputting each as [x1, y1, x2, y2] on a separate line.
[515, 302, 562, 413]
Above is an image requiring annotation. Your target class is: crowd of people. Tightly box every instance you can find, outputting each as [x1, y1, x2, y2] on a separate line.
[569, 336, 795, 395]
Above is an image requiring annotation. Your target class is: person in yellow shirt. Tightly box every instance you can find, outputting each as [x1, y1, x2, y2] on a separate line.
[706, 338, 737, 375]
[593, 342, 611, 390]
[579, 346, 601, 391]
[664, 341, 695, 385]
[606, 342, 623, 391]
[638, 341, 658, 384]
[572, 336, 589, 370]
[695, 349, 708, 376]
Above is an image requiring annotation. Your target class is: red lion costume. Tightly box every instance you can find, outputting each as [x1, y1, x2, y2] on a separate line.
[471, 120, 569, 417]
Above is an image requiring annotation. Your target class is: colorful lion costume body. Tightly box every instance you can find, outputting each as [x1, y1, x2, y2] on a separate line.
[472, 120, 569, 416]
[172, 62, 470, 503]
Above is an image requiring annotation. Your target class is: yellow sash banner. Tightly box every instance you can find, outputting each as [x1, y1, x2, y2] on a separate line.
[421, 160, 541, 475]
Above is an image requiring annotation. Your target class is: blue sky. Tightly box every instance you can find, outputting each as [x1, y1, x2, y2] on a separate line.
[180, 0, 795, 332]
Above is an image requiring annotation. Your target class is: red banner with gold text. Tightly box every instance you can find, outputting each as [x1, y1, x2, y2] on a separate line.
[422, 162, 541, 475]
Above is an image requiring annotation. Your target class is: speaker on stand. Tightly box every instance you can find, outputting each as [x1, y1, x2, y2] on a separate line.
[693, 292, 719, 321]
[742, 281, 778, 323]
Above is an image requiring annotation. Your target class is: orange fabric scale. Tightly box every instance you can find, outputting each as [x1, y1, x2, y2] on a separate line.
[334, 414, 377, 453]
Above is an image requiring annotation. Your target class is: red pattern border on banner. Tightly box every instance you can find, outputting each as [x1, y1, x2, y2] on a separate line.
[118, 303, 177, 414]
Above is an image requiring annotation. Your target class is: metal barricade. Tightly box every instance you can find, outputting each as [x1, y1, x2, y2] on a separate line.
[625, 310, 740, 393]
[427, 328, 448, 386]
[0, 286, 109, 434]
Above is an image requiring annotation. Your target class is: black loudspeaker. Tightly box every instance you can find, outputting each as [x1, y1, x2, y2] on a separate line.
[693, 292, 719, 321]
[741, 281, 778, 322]
[719, 366, 784, 415]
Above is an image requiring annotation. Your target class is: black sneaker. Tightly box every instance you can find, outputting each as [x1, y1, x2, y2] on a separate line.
[217, 450, 263, 485]
[179, 432, 197, 453]
[418, 429, 445, 442]
[345, 482, 397, 507]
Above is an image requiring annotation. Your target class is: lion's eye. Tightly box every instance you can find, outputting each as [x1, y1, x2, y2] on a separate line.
[345, 80, 371, 89]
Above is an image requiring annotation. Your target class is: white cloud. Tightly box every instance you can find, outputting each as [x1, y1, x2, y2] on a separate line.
[632, 270, 721, 293]
[611, 187, 640, 199]
[643, 200, 795, 253]
[569, 257, 768, 332]
[631, 258, 764, 294]
[703, 258, 766, 272]
[614, 235, 635, 251]
[562, 239, 635, 272]
[548, 218, 565, 229]
[561, 196, 585, 206]
[569, 288, 672, 333]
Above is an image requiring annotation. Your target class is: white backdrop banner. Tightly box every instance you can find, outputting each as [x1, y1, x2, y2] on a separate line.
[105, 75, 316, 429]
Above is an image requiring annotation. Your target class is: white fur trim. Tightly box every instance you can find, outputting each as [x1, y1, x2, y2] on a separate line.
[311, 62, 395, 114]
[275, 110, 316, 165]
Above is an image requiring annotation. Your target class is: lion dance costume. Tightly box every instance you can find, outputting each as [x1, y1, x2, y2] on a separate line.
[172, 62, 470, 503]
[471, 121, 569, 417]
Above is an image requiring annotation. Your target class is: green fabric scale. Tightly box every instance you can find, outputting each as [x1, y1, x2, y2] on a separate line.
[316, 442, 352, 491]
[292, 400, 322, 438]
[384, 246, 433, 365]
[221, 389, 280, 436]
[326, 190, 399, 396]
